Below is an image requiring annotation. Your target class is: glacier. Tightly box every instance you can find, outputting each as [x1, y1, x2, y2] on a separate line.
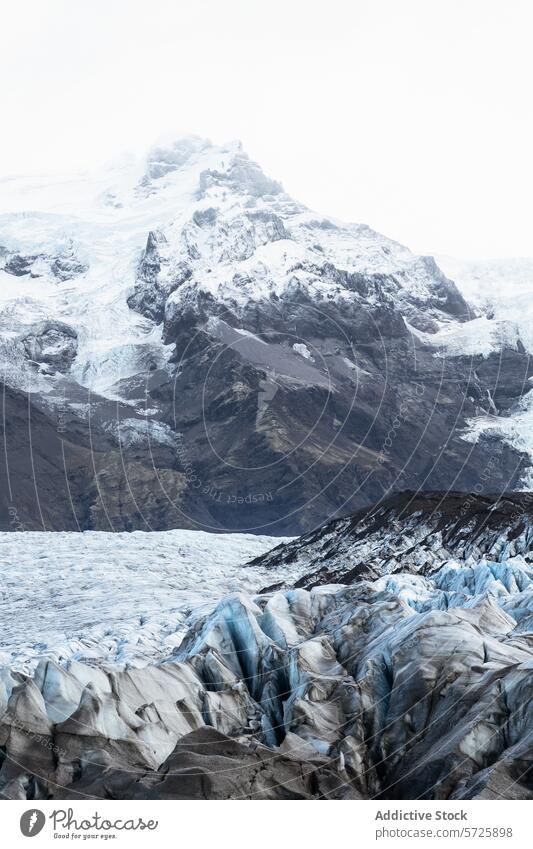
[0, 528, 291, 672]
[0, 493, 531, 800]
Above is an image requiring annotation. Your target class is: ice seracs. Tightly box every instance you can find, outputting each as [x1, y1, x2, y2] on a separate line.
[0, 492, 531, 800]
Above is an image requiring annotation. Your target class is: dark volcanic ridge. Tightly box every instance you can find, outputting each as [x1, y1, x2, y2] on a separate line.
[251, 490, 533, 588]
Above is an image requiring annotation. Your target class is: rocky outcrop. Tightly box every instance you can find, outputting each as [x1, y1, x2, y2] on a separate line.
[20, 320, 78, 373]
[0, 383, 210, 532]
[123, 145, 532, 534]
[127, 230, 192, 323]
[151, 290, 531, 533]
[3, 252, 46, 277]
[49, 248, 88, 282]
[250, 490, 533, 588]
[198, 151, 283, 198]
[1, 246, 87, 281]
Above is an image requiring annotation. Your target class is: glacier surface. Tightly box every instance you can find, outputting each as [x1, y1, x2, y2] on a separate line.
[0, 529, 291, 672]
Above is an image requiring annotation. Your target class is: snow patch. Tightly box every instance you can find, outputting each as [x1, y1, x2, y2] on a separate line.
[292, 342, 314, 361]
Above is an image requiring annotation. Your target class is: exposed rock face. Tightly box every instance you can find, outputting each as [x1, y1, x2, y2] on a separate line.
[20, 320, 78, 373]
[139, 135, 211, 186]
[197, 151, 283, 198]
[49, 249, 88, 282]
[0, 383, 208, 532]
[1, 246, 87, 281]
[127, 230, 192, 323]
[250, 490, 533, 588]
[0, 493, 531, 800]
[152, 275, 531, 532]
[3, 252, 46, 277]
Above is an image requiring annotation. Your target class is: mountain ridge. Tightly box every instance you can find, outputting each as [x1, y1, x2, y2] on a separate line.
[1, 489, 531, 800]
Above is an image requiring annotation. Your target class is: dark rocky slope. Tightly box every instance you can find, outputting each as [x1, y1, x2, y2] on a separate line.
[0, 383, 210, 532]
[1, 307, 531, 534]
[250, 490, 533, 587]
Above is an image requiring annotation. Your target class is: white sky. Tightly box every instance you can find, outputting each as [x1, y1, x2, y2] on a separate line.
[1, 0, 532, 259]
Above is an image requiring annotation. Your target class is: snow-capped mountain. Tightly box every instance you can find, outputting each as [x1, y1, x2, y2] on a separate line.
[1, 491, 531, 800]
[1, 137, 532, 533]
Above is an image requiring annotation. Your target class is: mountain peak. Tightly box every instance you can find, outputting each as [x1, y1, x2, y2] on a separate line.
[142, 134, 213, 183]
[139, 134, 283, 199]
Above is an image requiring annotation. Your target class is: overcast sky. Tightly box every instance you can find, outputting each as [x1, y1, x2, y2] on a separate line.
[1, 0, 532, 259]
